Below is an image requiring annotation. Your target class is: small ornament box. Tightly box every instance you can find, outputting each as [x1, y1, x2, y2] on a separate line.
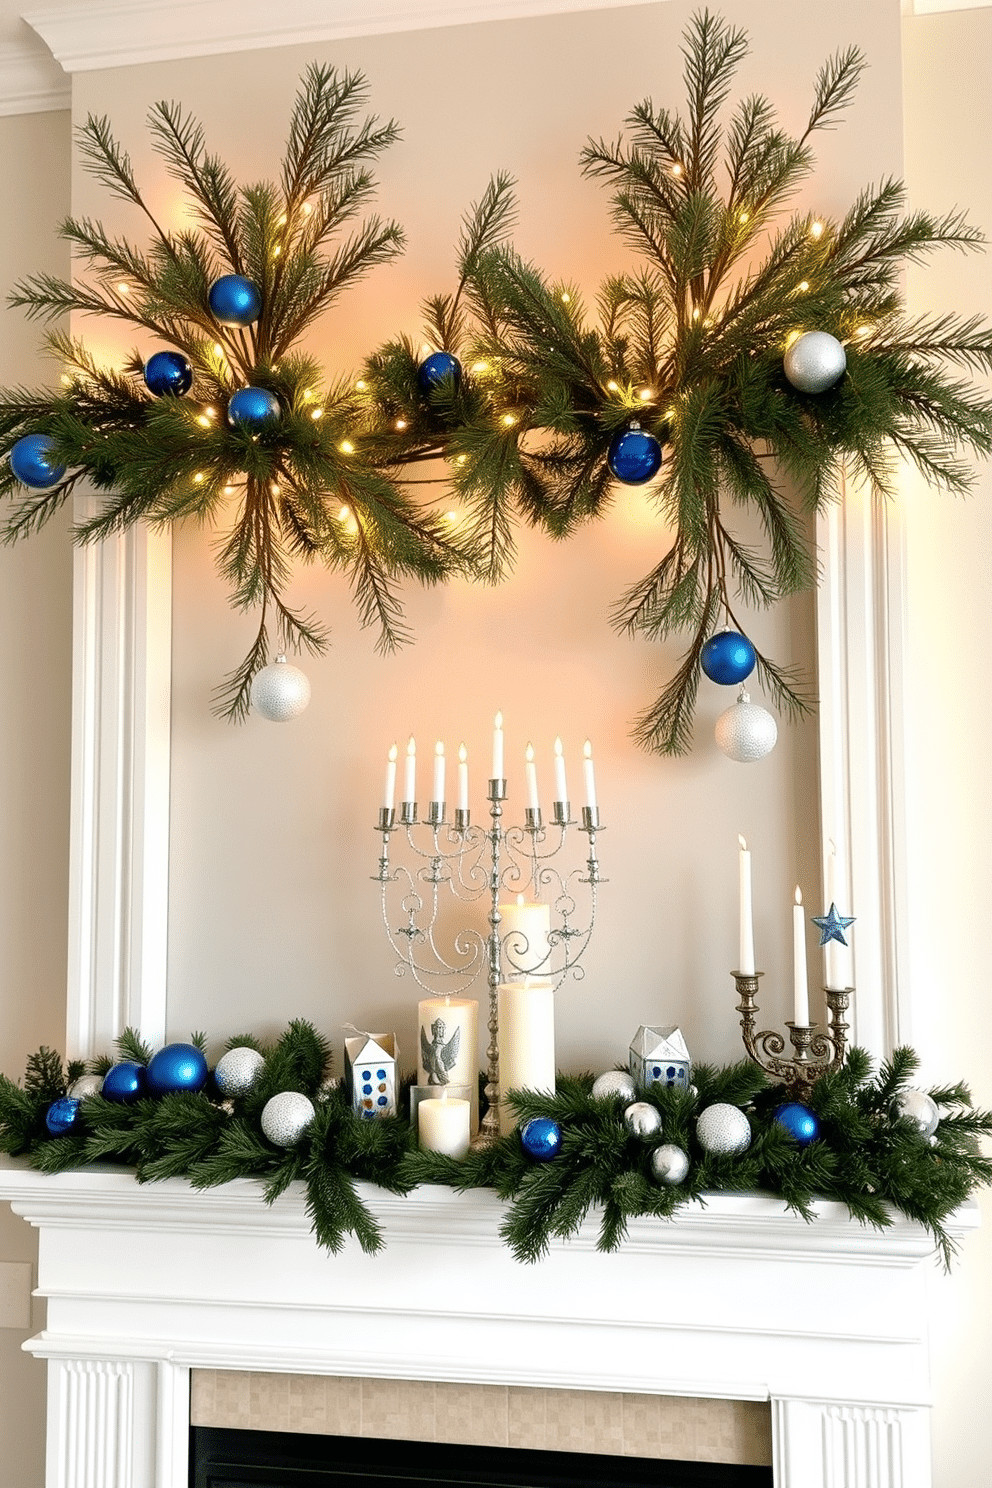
[344, 1031, 399, 1119]
[629, 1025, 691, 1091]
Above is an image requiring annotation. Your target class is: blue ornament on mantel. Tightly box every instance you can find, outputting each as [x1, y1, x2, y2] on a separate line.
[208, 274, 262, 327]
[520, 1116, 563, 1162]
[9, 433, 67, 489]
[701, 629, 756, 686]
[101, 1061, 147, 1104]
[45, 1097, 81, 1137]
[606, 423, 663, 485]
[228, 386, 281, 430]
[143, 349, 193, 397]
[773, 1101, 820, 1146]
[417, 350, 462, 395]
[146, 1042, 209, 1096]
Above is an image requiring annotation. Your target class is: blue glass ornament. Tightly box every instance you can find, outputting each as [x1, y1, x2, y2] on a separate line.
[146, 1042, 209, 1096]
[417, 350, 461, 394]
[773, 1101, 820, 1146]
[519, 1116, 563, 1162]
[208, 274, 262, 327]
[701, 629, 756, 685]
[45, 1097, 81, 1136]
[102, 1061, 147, 1104]
[143, 350, 193, 397]
[228, 386, 281, 430]
[9, 434, 66, 488]
[607, 424, 663, 485]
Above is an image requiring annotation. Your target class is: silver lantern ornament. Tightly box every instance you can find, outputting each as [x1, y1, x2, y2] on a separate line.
[623, 1101, 663, 1139]
[250, 654, 311, 722]
[715, 688, 778, 762]
[890, 1088, 940, 1139]
[696, 1102, 752, 1156]
[650, 1142, 690, 1185]
[783, 330, 847, 394]
[260, 1090, 315, 1147]
[629, 1025, 691, 1092]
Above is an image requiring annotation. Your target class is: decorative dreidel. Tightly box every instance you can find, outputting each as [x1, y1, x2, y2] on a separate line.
[344, 1028, 399, 1119]
[628, 1025, 691, 1092]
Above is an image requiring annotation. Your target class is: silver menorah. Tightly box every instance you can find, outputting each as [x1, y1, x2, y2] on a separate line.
[373, 779, 605, 1146]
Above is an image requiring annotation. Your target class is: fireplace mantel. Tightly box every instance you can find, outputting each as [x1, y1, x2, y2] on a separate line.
[0, 1159, 978, 1488]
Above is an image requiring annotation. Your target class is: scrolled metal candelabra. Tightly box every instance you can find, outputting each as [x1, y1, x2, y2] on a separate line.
[373, 782, 605, 1145]
[734, 972, 852, 1097]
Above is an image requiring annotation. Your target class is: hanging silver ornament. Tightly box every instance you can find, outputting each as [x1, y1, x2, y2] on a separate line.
[623, 1101, 663, 1138]
[250, 654, 311, 722]
[890, 1088, 940, 1139]
[650, 1142, 690, 1185]
[68, 1073, 104, 1099]
[591, 1070, 637, 1103]
[715, 687, 777, 762]
[214, 1045, 265, 1098]
[696, 1102, 751, 1156]
[783, 331, 847, 393]
[260, 1090, 316, 1146]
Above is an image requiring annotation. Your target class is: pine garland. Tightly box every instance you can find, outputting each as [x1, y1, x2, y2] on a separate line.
[1, 1026, 988, 1268]
[2, 13, 992, 743]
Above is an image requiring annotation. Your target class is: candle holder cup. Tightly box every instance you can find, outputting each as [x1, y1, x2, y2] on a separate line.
[734, 971, 852, 1098]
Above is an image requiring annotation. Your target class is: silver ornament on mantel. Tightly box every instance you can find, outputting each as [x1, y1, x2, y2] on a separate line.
[783, 330, 847, 394]
[591, 1070, 637, 1104]
[214, 1045, 265, 1098]
[260, 1090, 316, 1147]
[68, 1073, 103, 1099]
[696, 1102, 752, 1156]
[623, 1101, 663, 1139]
[715, 688, 777, 762]
[250, 654, 311, 722]
[890, 1088, 940, 1139]
[650, 1142, 690, 1185]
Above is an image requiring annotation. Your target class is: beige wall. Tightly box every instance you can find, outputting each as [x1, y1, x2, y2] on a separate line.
[1, 0, 991, 1482]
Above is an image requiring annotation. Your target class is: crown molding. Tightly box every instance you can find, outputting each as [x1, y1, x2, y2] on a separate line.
[0, 36, 67, 113]
[905, 0, 991, 12]
[23, 0, 664, 75]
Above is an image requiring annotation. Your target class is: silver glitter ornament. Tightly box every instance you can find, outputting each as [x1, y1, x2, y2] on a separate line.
[68, 1074, 104, 1099]
[260, 1090, 315, 1147]
[696, 1102, 751, 1156]
[783, 331, 847, 393]
[623, 1101, 663, 1138]
[250, 654, 311, 722]
[591, 1070, 637, 1103]
[214, 1045, 265, 1098]
[715, 688, 777, 762]
[890, 1088, 939, 1139]
[650, 1142, 690, 1185]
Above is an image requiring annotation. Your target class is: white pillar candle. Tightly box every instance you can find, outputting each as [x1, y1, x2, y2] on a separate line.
[418, 1092, 471, 1158]
[500, 895, 551, 975]
[553, 737, 568, 804]
[582, 739, 597, 811]
[525, 742, 539, 810]
[432, 741, 445, 807]
[497, 978, 555, 1135]
[418, 995, 479, 1132]
[824, 841, 851, 990]
[457, 743, 469, 812]
[492, 711, 504, 780]
[793, 886, 809, 1027]
[383, 743, 398, 812]
[738, 835, 755, 975]
[403, 736, 416, 806]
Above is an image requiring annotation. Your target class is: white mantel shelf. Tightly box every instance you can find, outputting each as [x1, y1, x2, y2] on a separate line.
[0, 1159, 980, 1488]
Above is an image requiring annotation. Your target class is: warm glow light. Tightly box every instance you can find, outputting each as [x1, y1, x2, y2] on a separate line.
[797, 281, 810, 293]
[339, 439, 355, 454]
[310, 407, 324, 420]
[117, 282, 130, 295]
[272, 245, 281, 257]
[213, 343, 225, 357]
[502, 413, 517, 427]
[355, 379, 368, 392]
[671, 163, 682, 176]
[857, 324, 874, 338]
[739, 210, 749, 224]
[785, 329, 802, 350]
[302, 201, 313, 216]
[197, 415, 211, 428]
[270, 482, 280, 496]
[338, 505, 351, 521]
[444, 509, 459, 524]
[560, 292, 570, 304]
[193, 472, 205, 484]
[639, 388, 653, 402]
[692, 307, 701, 322]
[811, 220, 824, 239]
[470, 361, 489, 374]
[455, 454, 467, 466]
[302, 388, 313, 402]
[607, 380, 619, 392]
[223, 484, 236, 496]
[395, 418, 408, 431]
[277, 213, 288, 227]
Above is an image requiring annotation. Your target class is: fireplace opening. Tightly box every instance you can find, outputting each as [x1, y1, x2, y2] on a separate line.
[190, 1427, 774, 1488]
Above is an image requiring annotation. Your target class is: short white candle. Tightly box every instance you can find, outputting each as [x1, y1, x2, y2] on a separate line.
[500, 895, 551, 975]
[553, 737, 568, 804]
[383, 743, 398, 812]
[418, 1092, 471, 1158]
[432, 741, 445, 806]
[738, 835, 755, 975]
[793, 886, 810, 1027]
[457, 744, 469, 812]
[403, 736, 416, 806]
[582, 740, 597, 811]
[525, 742, 539, 810]
[417, 995, 479, 1132]
[497, 978, 555, 1135]
[492, 711, 504, 780]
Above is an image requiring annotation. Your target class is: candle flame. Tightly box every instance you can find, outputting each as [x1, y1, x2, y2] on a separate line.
[583, 739, 592, 759]
[554, 736, 563, 757]
[388, 743, 398, 763]
[795, 886, 803, 906]
[407, 736, 416, 757]
[516, 893, 525, 907]
[495, 711, 503, 729]
[435, 740, 444, 758]
[458, 743, 467, 763]
[525, 742, 535, 763]
[739, 834, 747, 851]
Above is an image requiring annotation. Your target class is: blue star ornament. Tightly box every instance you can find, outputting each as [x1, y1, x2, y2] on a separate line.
[812, 903, 855, 947]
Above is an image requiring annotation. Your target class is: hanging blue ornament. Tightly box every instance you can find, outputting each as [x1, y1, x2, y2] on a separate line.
[701, 629, 756, 685]
[607, 423, 663, 485]
[146, 1042, 209, 1096]
[143, 349, 193, 397]
[417, 350, 462, 395]
[45, 1096, 81, 1137]
[773, 1101, 820, 1146]
[101, 1061, 148, 1104]
[9, 434, 67, 489]
[228, 386, 281, 430]
[208, 274, 262, 327]
[519, 1116, 563, 1162]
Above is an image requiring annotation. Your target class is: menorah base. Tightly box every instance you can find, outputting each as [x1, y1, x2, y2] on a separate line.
[734, 972, 852, 1095]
